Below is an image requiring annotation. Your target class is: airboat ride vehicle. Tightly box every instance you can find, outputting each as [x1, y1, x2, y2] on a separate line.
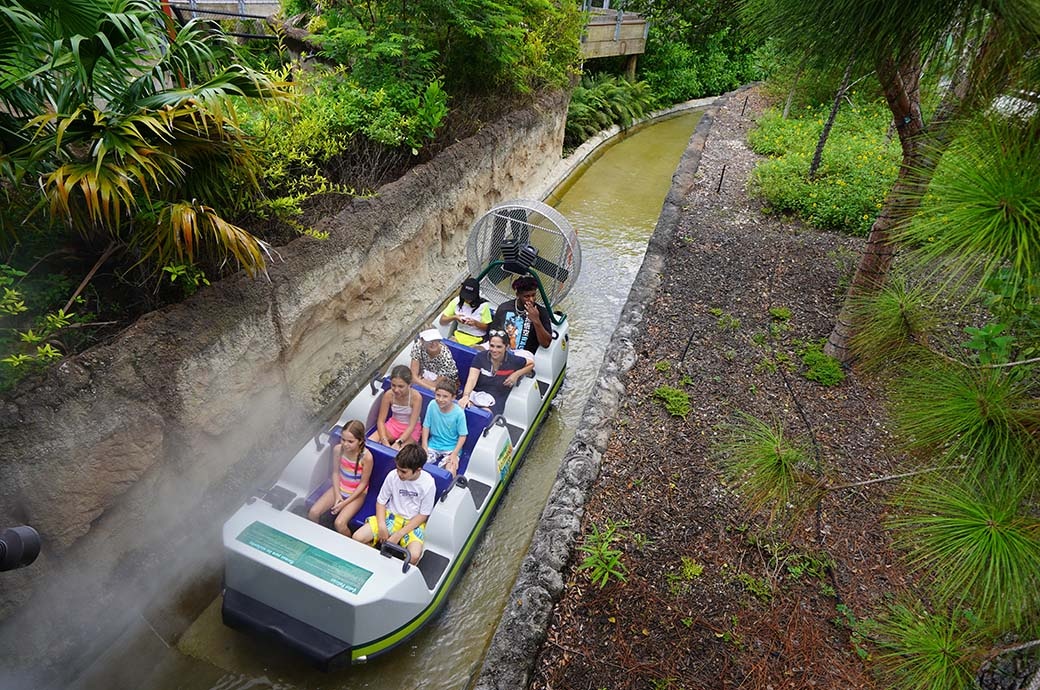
[220, 201, 581, 669]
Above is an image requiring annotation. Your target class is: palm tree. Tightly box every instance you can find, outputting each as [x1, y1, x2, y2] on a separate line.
[742, 0, 1040, 362]
[0, 0, 285, 278]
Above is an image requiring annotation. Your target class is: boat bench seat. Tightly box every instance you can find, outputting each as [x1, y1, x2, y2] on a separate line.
[302, 424, 455, 532]
[443, 339, 478, 379]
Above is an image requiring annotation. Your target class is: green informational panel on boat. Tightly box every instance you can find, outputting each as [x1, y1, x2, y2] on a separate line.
[237, 521, 372, 594]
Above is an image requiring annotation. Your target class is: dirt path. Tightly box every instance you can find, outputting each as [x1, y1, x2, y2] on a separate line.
[525, 86, 913, 690]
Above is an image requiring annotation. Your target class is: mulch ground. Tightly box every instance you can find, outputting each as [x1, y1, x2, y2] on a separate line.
[530, 86, 915, 690]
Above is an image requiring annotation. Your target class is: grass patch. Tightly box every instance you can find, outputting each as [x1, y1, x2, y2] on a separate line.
[798, 341, 845, 386]
[653, 385, 691, 418]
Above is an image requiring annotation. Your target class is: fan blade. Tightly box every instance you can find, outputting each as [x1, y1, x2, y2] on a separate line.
[531, 255, 569, 283]
[505, 208, 530, 248]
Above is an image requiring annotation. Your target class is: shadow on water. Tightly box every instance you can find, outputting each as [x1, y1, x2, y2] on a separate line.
[69, 111, 703, 690]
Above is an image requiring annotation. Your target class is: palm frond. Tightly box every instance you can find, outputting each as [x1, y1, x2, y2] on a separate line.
[149, 201, 270, 277]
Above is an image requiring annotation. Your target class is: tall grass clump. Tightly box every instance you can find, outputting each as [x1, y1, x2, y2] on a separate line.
[747, 100, 900, 235]
[848, 277, 938, 371]
[891, 364, 1036, 472]
[889, 475, 1040, 629]
[898, 118, 1040, 302]
[716, 413, 815, 523]
[872, 602, 986, 690]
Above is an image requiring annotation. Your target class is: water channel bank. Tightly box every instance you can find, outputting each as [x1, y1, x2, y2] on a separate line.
[474, 89, 737, 690]
[55, 102, 711, 689]
[525, 85, 913, 690]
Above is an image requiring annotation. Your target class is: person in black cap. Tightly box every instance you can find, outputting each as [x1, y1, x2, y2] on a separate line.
[440, 277, 493, 347]
[490, 275, 552, 355]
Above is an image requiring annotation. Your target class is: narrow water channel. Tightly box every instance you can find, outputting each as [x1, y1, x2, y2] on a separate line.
[70, 111, 702, 690]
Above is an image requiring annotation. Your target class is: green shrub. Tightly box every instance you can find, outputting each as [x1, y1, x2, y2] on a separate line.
[889, 474, 1040, 630]
[872, 602, 985, 690]
[653, 385, 691, 418]
[747, 101, 900, 235]
[238, 67, 449, 200]
[798, 341, 845, 386]
[309, 0, 581, 98]
[1, 263, 97, 392]
[639, 27, 756, 105]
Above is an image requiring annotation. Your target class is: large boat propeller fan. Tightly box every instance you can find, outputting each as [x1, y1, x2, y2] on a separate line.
[466, 200, 581, 310]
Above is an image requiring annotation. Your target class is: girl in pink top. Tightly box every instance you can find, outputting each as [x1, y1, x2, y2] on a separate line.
[369, 365, 422, 448]
[308, 419, 373, 536]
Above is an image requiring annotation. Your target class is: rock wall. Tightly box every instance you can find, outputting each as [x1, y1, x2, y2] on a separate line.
[0, 90, 567, 686]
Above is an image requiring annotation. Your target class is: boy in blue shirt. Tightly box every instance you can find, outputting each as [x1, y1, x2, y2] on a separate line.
[422, 377, 467, 477]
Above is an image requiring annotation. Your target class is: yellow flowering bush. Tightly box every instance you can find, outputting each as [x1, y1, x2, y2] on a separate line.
[747, 101, 900, 235]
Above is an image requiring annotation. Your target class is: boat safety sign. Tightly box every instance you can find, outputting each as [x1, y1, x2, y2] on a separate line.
[237, 521, 373, 594]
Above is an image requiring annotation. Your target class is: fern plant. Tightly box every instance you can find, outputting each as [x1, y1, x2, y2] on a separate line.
[564, 74, 657, 148]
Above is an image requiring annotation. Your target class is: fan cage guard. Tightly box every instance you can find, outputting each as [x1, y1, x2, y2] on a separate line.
[466, 200, 581, 310]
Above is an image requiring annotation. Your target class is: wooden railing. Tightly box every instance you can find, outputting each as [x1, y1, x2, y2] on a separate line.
[581, 8, 647, 60]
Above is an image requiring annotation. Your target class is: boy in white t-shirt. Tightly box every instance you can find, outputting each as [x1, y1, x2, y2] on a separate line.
[352, 445, 436, 565]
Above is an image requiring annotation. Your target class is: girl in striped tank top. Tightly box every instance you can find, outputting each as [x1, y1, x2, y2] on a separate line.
[308, 419, 373, 537]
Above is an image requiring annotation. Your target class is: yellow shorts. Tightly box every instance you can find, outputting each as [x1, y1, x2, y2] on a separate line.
[365, 512, 426, 547]
[452, 330, 484, 347]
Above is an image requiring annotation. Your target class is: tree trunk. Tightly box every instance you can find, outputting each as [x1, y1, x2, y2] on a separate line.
[809, 54, 855, 180]
[824, 165, 925, 360]
[782, 56, 808, 119]
[824, 55, 925, 361]
[824, 19, 1011, 362]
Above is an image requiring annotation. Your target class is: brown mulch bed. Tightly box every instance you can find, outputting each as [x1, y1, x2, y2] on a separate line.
[530, 86, 915, 690]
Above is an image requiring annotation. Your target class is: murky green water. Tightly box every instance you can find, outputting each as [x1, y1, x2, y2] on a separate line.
[69, 111, 702, 690]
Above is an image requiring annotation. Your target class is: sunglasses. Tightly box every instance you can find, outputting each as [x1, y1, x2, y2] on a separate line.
[488, 329, 507, 337]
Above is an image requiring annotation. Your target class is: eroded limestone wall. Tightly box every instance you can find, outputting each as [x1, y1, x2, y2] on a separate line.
[0, 90, 567, 683]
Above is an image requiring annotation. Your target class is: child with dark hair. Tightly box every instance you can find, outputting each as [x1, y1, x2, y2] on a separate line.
[370, 365, 422, 448]
[351, 444, 435, 565]
[490, 275, 552, 355]
[440, 277, 492, 346]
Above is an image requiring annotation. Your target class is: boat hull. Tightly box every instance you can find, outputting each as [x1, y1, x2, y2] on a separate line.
[221, 317, 569, 666]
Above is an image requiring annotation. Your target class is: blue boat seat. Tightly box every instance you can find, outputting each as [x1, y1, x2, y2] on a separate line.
[443, 339, 478, 379]
[304, 425, 456, 532]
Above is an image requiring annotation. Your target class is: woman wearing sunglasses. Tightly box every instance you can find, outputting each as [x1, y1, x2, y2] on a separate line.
[459, 329, 534, 416]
